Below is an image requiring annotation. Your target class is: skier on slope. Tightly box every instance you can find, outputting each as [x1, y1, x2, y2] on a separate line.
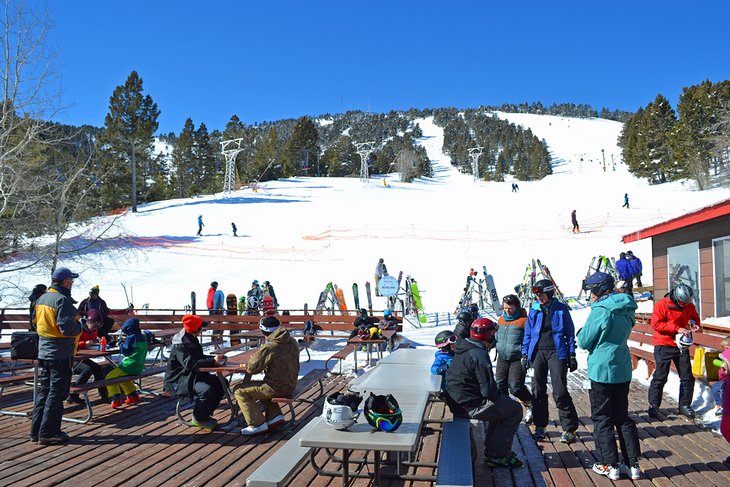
[571, 210, 580, 233]
[197, 215, 204, 236]
[622, 193, 630, 209]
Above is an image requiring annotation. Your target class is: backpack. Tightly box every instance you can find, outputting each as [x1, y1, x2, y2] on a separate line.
[142, 330, 157, 345]
[11, 331, 39, 360]
[303, 320, 316, 337]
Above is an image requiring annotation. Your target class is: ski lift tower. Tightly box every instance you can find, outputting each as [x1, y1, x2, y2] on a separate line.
[221, 138, 244, 195]
[355, 141, 375, 182]
[468, 147, 483, 181]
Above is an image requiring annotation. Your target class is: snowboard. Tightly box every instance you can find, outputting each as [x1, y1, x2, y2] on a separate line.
[191, 291, 196, 315]
[262, 295, 276, 315]
[483, 265, 501, 316]
[227, 293, 240, 346]
[335, 287, 348, 314]
[352, 283, 360, 311]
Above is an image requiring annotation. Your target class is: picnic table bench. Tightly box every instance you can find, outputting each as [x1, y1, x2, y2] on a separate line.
[435, 417, 474, 487]
[67, 365, 167, 424]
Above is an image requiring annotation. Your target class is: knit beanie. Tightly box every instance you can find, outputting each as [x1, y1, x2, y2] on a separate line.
[182, 314, 204, 334]
[259, 315, 280, 334]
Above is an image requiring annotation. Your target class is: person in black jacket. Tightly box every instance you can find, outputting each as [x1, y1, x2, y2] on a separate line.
[163, 314, 225, 430]
[445, 318, 524, 468]
[453, 310, 475, 339]
[28, 284, 47, 330]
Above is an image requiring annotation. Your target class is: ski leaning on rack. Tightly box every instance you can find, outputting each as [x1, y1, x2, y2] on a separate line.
[352, 283, 360, 311]
[535, 259, 566, 303]
[365, 281, 373, 315]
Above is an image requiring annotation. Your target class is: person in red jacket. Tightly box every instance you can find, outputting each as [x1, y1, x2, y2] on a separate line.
[647, 283, 701, 419]
[67, 309, 108, 404]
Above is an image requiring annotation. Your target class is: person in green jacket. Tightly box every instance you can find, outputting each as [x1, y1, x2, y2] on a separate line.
[106, 318, 149, 409]
[577, 272, 641, 481]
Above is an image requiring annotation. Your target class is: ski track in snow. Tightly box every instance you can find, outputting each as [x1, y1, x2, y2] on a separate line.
[3, 112, 730, 430]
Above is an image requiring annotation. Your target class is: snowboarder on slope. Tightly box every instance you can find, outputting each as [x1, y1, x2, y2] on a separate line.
[197, 215, 204, 236]
[571, 210, 580, 233]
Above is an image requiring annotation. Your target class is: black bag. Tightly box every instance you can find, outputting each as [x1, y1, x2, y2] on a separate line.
[11, 331, 39, 360]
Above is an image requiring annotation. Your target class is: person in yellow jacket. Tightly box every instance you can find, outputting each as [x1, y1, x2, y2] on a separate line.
[31, 267, 83, 446]
[234, 316, 299, 435]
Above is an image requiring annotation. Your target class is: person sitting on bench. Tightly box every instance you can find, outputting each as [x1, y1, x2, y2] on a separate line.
[445, 318, 524, 469]
[106, 318, 148, 409]
[164, 314, 225, 430]
[234, 316, 299, 435]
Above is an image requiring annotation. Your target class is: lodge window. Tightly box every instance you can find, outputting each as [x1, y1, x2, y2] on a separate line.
[667, 241, 700, 314]
[713, 236, 730, 317]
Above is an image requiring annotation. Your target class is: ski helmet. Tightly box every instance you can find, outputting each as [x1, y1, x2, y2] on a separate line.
[675, 332, 694, 350]
[435, 330, 456, 349]
[323, 392, 362, 430]
[384, 309, 393, 317]
[470, 318, 497, 342]
[673, 283, 694, 306]
[626, 250, 634, 257]
[457, 311, 474, 325]
[469, 303, 479, 319]
[364, 393, 402, 432]
[582, 271, 615, 297]
[532, 279, 555, 298]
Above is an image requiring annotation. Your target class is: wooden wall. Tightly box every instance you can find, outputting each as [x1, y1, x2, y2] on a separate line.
[651, 213, 730, 319]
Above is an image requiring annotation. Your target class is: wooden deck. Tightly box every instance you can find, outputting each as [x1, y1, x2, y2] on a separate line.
[1, 370, 729, 486]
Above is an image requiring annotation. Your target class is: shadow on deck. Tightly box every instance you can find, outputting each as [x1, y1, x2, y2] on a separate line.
[0, 371, 729, 486]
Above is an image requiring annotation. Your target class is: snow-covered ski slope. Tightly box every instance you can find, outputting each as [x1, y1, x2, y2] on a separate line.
[3, 112, 730, 316]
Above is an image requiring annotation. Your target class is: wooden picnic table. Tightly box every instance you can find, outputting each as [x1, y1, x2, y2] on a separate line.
[347, 329, 397, 371]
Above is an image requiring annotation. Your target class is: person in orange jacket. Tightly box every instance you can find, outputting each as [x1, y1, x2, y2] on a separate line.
[647, 283, 700, 419]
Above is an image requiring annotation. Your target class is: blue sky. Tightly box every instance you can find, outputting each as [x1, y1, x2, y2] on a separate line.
[47, 1, 730, 134]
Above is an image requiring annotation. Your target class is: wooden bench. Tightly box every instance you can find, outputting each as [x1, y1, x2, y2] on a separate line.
[0, 372, 37, 418]
[271, 368, 328, 430]
[245, 416, 319, 487]
[325, 343, 357, 375]
[66, 366, 167, 424]
[630, 319, 729, 379]
[436, 417, 474, 487]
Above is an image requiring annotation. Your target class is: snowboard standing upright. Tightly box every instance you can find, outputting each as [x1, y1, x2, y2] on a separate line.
[226, 294, 240, 345]
[190, 291, 196, 315]
[409, 277, 427, 324]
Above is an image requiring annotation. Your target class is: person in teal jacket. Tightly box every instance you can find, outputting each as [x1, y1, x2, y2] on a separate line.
[577, 272, 641, 481]
[106, 318, 149, 409]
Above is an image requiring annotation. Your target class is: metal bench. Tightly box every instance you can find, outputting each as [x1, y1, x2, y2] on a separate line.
[246, 417, 319, 487]
[436, 417, 474, 487]
[66, 366, 166, 424]
[0, 372, 37, 418]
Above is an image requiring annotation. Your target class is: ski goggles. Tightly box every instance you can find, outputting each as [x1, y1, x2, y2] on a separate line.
[436, 335, 457, 349]
[531, 284, 555, 295]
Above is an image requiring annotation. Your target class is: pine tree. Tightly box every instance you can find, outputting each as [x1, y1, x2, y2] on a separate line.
[98, 71, 160, 212]
[195, 123, 219, 193]
[172, 118, 196, 198]
[250, 128, 279, 182]
[281, 117, 320, 177]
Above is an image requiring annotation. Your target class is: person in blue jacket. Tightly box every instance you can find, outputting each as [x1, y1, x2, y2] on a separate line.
[615, 252, 633, 291]
[521, 279, 579, 444]
[626, 250, 643, 287]
[431, 330, 456, 377]
[577, 272, 641, 481]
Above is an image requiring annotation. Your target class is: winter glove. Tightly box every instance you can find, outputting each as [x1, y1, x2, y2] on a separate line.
[568, 353, 578, 372]
[521, 355, 530, 374]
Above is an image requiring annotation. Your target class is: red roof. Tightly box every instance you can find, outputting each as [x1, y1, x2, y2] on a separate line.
[622, 197, 730, 243]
